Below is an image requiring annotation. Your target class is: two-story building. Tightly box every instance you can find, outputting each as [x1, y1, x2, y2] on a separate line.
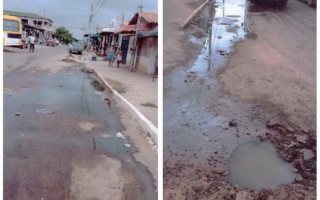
[3, 10, 55, 43]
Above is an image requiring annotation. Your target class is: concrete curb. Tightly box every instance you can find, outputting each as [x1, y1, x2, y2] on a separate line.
[84, 62, 158, 145]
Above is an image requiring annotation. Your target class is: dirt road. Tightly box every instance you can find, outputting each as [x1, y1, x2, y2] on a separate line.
[220, 0, 316, 134]
[3, 45, 157, 199]
[164, 0, 316, 199]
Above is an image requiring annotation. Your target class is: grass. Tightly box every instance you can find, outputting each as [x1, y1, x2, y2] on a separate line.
[113, 87, 126, 94]
[141, 102, 158, 108]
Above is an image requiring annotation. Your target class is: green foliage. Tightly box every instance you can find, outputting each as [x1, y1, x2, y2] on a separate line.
[113, 87, 126, 94]
[55, 27, 73, 44]
[140, 102, 158, 108]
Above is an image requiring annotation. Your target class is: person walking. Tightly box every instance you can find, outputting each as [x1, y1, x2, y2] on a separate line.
[68, 42, 73, 56]
[116, 47, 123, 68]
[29, 33, 35, 52]
[107, 45, 116, 67]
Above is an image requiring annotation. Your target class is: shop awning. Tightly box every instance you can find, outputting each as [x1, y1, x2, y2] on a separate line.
[90, 33, 103, 38]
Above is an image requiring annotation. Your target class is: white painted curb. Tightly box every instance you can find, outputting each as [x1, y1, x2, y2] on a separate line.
[84, 61, 158, 145]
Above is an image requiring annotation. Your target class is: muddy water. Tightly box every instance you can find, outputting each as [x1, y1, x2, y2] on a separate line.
[3, 64, 156, 199]
[228, 141, 298, 191]
[164, 0, 293, 189]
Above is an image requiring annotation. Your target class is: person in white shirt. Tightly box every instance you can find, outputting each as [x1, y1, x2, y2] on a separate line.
[29, 34, 35, 52]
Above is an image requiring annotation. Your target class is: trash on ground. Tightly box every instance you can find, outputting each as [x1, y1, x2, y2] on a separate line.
[101, 134, 112, 138]
[15, 112, 21, 116]
[217, 50, 229, 55]
[116, 132, 126, 139]
[104, 98, 111, 110]
[36, 108, 55, 114]
[124, 143, 131, 148]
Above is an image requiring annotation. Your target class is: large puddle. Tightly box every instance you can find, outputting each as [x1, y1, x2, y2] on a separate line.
[228, 141, 298, 191]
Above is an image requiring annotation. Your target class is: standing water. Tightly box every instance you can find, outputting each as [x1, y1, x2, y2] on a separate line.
[228, 141, 299, 191]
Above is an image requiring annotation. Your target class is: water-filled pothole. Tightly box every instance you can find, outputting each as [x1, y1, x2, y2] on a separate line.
[228, 140, 298, 191]
[88, 75, 105, 92]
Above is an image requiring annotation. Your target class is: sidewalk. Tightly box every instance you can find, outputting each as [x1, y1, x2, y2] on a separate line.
[81, 51, 158, 143]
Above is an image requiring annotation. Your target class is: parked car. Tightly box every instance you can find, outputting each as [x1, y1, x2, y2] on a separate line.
[46, 38, 55, 47]
[70, 40, 83, 55]
[250, 0, 288, 8]
[55, 39, 59, 45]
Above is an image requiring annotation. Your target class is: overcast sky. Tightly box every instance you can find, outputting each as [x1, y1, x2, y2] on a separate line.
[3, 0, 158, 38]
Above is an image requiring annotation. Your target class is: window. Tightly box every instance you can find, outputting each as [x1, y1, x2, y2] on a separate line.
[21, 19, 28, 24]
[3, 19, 19, 32]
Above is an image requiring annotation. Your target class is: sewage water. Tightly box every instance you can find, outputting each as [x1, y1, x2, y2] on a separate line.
[228, 141, 298, 191]
[189, 0, 247, 75]
[164, 0, 273, 172]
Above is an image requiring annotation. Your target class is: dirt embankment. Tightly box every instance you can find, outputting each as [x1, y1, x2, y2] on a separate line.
[163, 0, 208, 75]
[219, 3, 316, 135]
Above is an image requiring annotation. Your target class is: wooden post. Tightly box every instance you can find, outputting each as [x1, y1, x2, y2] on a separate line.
[181, 0, 211, 29]
[129, 4, 143, 72]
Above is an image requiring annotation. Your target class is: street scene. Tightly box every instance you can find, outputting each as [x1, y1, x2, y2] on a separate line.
[3, 0, 158, 199]
[164, 0, 316, 199]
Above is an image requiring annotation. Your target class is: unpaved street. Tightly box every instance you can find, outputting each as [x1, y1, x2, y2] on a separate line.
[4, 45, 157, 199]
[164, 0, 316, 199]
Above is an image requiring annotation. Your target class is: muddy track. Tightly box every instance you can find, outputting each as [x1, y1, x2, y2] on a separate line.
[164, 0, 316, 199]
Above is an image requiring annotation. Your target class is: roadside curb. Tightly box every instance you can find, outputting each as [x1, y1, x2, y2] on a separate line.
[84, 61, 158, 146]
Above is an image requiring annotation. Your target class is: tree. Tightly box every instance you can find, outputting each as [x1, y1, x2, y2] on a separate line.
[55, 27, 73, 44]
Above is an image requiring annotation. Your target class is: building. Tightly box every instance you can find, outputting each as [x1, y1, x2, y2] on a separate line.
[3, 10, 55, 43]
[98, 14, 125, 55]
[116, 12, 158, 74]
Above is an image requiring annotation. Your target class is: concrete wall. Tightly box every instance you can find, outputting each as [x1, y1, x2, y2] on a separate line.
[122, 36, 158, 74]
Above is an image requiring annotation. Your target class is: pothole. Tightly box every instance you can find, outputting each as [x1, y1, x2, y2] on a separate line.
[228, 140, 299, 191]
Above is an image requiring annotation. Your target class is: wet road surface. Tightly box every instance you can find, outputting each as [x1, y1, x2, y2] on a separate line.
[163, 0, 283, 191]
[4, 61, 156, 199]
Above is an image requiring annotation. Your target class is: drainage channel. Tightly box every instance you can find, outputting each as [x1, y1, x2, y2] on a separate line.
[164, 0, 298, 195]
[82, 65, 158, 199]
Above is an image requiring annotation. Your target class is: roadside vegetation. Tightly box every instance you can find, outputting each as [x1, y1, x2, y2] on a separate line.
[141, 102, 157, 108]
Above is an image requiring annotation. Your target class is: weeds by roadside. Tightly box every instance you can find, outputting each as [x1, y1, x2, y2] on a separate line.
[141, 102, 157, 108]
[113, 87, 126, 94]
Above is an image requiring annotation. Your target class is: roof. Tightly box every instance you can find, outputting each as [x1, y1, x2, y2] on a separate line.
[90, 33, 103, 38]
[101, 27, 118, 33]
[3, 10, 53, 23]
[117, 24, 156, 34]
[129, 12, 158, 25]
[137, 26, 158, 37]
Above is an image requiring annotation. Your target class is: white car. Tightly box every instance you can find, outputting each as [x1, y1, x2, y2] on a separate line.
[55, 39, 60, 45]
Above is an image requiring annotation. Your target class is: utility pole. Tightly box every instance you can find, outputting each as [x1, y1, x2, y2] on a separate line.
[88, 14, 93, 50]
[129, 4, 142, 72]
[87, 1, 94, 51]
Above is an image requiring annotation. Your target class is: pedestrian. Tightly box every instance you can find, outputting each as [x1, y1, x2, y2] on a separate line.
[107, 45, 116, 67]
[26, 33, 30, 49]
[116, 47, 123, 68]
[68, 42, 73, 56]
[29, 33, 35, 52]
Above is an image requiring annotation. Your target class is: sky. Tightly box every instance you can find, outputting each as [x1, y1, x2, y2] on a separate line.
[3, 0, 158, 39]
